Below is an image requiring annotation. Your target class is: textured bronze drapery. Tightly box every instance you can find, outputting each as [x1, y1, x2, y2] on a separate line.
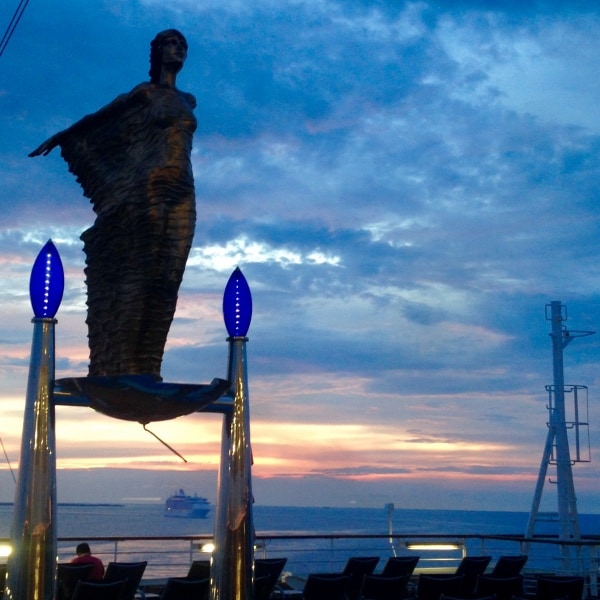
[29, 30, 196, 380]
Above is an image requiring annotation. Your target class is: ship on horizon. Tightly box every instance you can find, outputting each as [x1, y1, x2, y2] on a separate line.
[164, 489, 211, 519]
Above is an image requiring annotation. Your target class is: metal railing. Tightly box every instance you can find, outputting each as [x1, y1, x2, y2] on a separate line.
[2, 532, 599, 594]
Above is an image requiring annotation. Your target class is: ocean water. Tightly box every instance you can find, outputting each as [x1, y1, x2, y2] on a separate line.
[1, 504, 599, 579]
[0, 504, 542, 538]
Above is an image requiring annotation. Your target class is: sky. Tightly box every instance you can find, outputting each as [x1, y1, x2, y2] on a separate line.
[1, 1, 600, 519]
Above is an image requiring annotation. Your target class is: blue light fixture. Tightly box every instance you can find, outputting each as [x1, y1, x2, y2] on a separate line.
[223, 267, 252, 337]
[29, 239, 64, 318]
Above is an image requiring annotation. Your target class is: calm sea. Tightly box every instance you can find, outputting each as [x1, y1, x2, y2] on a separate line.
[2, 504, 599, 579]
[0, 504, 539, 538]
[2, 503, 600, 537]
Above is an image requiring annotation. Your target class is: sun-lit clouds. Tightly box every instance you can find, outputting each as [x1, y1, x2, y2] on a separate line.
[48, 391, 533, 481]
[53, 407, 224, 470]
[56, 454, 219, 470]
[187, 235, 341, 272]
[162, 291, 226, 351]
[248, 414, 526, 478]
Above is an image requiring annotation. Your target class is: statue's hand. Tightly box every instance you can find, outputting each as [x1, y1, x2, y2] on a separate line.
[29, 133, 63, 157]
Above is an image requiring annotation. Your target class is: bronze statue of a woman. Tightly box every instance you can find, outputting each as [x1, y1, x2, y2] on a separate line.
[30, 30, 197, 379]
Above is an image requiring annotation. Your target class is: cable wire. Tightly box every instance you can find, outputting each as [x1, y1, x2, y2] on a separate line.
[0, 436, 17, 484]
[0, 0, 32, 59]
[142, 424, 188, 463]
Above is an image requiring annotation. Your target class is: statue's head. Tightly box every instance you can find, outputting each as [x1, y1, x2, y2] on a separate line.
[149, 29, 188, 83]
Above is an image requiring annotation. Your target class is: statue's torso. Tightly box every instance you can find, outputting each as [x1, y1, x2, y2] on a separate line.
[124, 83, 197, 177]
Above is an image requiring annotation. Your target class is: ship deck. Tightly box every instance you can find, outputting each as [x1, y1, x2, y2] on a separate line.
[4, 531, 595, 597]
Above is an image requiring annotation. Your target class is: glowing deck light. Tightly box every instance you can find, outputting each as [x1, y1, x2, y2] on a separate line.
[29, 239, 64, 318]
[406, 543, 463, 551]
[223, 267, 252, 337]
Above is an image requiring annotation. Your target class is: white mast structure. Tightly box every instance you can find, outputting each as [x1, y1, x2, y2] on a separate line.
[525, 301, 594, 564]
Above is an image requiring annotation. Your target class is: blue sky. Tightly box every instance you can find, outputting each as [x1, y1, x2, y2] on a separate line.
[1, 1, 600, 516]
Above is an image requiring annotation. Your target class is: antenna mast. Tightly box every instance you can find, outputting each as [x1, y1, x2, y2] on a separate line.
[525, 302, 594, 557]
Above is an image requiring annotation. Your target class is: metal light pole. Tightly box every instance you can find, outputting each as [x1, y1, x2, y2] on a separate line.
[4, 241, 64, 600]
[4, 248, 255, 600]
[211, 267, 254, 600]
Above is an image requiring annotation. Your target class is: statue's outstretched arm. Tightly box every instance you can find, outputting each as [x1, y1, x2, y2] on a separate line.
[29, 87, 144, 157]
[29, 132, 65, 157]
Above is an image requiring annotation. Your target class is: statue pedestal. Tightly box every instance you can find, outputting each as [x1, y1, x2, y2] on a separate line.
[54, 375, 231, 422]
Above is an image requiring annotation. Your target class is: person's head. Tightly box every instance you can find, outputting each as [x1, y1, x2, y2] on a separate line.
[149, 29, 188, 83]
[76, 542, 91, 556]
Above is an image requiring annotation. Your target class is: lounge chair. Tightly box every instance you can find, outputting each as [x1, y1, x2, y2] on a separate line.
[454, 555, 492, 596]
[535, 575, 585, 600]
[417, 574, 464, 600]
[255, 557, 287, 582]
[255, 557, 288, 599]
[103, 561, 147, 600]
[359, 574, 411, 600]
[489, 555, 528, 578]
[303, 574, 351, 600]
[342, 557, 380, 575]
[254, 575, 277, 600]
[475, 574, 524, 600]
[342, 557, 380, 600]
[56, 563, 95, 600]
[380, 556, 420, 578]
[160, 577, 210, 600]
[71, 579, 126, 600]
[186, 559, 211, 579]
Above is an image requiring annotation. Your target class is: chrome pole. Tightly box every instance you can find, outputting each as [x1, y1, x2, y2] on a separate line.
[211, 335, 254, 600]
[4, 317, 57, 600]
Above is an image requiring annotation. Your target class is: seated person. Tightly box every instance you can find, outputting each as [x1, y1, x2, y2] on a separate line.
[71, 542, 105, 580]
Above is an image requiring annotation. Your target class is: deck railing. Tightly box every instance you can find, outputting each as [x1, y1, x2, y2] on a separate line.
[2, 533, 599, 594]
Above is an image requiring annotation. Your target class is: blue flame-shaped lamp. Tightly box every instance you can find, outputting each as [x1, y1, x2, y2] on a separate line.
[223, 267, 252, 337]
[29, 239, 64, 318]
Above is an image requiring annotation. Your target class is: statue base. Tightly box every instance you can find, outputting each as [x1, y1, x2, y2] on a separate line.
[54, 375, 231, 423]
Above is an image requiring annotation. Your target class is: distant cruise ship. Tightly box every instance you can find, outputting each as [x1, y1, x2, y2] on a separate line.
[164, 489, 211, 518]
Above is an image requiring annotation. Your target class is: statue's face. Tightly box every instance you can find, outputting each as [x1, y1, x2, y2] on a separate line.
[161, 35, 187, 67]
